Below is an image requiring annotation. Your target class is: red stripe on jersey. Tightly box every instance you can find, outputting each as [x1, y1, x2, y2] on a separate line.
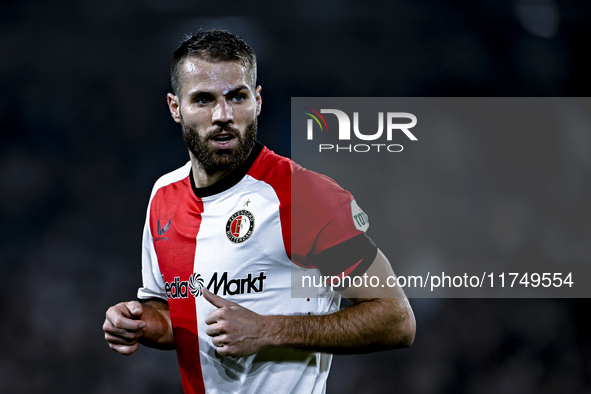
[247, 147, 293, 259]
[290, 164, 358, 268]
[248, 147, 362, 273]
[150, 176, 206, 394]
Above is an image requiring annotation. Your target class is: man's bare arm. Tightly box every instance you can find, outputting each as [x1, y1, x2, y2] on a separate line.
[269, 250, 415, 353]
[204, 249, 415, 357]
[103, 299, 175, 355]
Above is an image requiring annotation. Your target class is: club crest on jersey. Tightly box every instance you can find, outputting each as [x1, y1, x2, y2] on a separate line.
[226, 210, 255, 243]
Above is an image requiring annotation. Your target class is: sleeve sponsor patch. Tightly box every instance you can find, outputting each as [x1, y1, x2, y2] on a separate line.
[350, 199, 369, 232]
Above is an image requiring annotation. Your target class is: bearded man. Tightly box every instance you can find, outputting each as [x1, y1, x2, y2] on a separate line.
[103, 29, 415, 394]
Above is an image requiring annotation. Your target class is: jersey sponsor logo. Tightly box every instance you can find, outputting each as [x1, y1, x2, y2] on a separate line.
[163, 271, 267, 299]
[189, 273, 205, 297]
[351, 199, 369, 232]
[208, 271, 266, 296]
[164, 275, 191, 299]
[226, 210, 255, 243]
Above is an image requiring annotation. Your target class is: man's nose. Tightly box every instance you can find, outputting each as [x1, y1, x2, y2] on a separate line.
[212, 100, 233, 124]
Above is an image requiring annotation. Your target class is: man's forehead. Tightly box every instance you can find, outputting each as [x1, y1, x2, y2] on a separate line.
[180, 58, 249, 83]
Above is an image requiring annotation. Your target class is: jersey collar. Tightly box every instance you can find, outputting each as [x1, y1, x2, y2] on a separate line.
[189, 141, 264, 198]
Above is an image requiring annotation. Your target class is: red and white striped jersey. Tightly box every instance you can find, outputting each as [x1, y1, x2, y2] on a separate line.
[138, 143, 374, 394]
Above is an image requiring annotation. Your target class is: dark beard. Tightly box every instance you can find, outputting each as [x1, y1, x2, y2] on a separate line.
[182, 118, 257, 175]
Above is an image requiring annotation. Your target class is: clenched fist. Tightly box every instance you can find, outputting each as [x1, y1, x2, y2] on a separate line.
[203, 288, 274, 357]
[103, 301, 146, 355]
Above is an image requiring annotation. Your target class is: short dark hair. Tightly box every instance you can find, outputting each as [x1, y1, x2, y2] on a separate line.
[170, 29, 257, 97]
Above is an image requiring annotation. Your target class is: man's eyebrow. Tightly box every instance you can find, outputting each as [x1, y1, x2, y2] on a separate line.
[222, 85, 249, 95]
[186, 85, 249, 100]
[187, 90, 213, 100]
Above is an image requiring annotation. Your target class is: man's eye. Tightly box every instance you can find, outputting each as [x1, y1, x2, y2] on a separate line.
[232, 94, 246, 102]
[195, 97, 211, 105]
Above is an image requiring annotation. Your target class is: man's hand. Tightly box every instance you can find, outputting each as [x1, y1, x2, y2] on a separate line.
[203, 288, 270, 357]
[103, 301, 146, 355]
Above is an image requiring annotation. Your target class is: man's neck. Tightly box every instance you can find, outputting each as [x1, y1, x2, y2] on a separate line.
[188, 153, 236, 188]
[187, 143, 262, 194]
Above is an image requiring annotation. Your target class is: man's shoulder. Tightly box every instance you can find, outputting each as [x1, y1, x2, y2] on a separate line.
[150, 161, 192, 195]
[252, 145, 350, 196]
[291, 162, 348, 197]
[250, 145, 322, 179]
[247, 145, 293, 181]
[254, 145, 293, 167]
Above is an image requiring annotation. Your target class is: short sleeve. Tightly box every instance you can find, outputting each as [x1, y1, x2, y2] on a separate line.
[137, 195, 167, 301]
[291, 165, 377, 277]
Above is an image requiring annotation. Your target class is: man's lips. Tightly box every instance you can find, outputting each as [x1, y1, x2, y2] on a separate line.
[211, 133, 235, 142]
[210, 132, 237, 148]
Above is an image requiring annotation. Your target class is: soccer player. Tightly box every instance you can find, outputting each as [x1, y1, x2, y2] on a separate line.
[103, 29, 415, 394]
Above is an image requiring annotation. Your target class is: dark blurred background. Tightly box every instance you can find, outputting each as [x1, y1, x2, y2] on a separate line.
[1, 0, 590, 393]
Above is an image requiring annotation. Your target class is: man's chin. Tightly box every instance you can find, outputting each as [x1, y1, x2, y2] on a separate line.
[209, 138, 238, 150]
[184, 118, 257, 175]
[199, 150, 242, 174]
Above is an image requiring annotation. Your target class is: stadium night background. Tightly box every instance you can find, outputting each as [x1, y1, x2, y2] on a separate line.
[1, 1, 591, 393]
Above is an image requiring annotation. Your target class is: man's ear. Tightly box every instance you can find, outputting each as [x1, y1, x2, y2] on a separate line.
[167, 93, 182, 123]
[255, 85, 262, 116]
